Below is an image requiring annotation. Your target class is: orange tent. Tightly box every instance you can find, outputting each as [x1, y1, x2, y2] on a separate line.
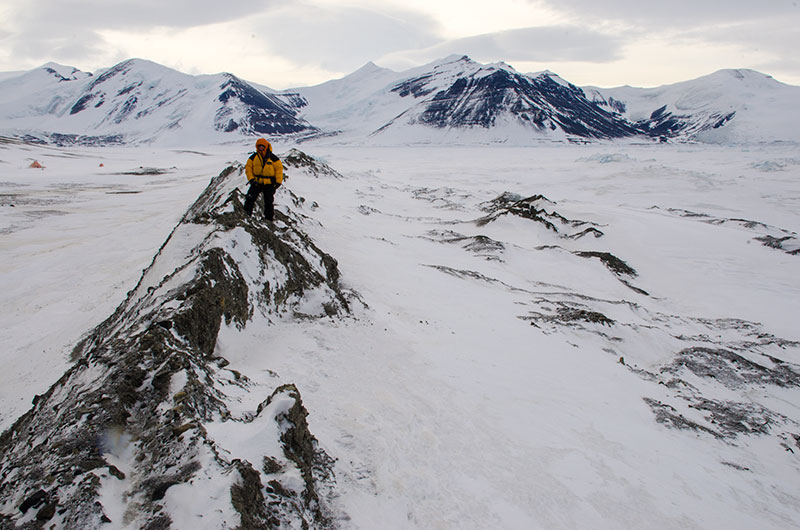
[29, 160, 44, 168]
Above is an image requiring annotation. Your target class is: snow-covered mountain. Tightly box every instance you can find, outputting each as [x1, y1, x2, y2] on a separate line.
[0, 56, 798, 145]
[586, 68, 800, 144]
[0, 59, 316, 145]
[287, 55, 800, 145]
[287, 55, 641, 144]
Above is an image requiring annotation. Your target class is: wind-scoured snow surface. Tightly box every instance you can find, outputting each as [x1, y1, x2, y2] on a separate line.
[1, 139, 799, 529]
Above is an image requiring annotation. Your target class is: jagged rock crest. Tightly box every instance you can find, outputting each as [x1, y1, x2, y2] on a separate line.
[0, 152, 352, 529]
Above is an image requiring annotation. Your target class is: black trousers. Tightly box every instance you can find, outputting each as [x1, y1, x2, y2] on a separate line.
[244, 183, 276, 220]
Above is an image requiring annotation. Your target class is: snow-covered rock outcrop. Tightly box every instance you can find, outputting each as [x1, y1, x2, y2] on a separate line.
[0, 152, 352, 528]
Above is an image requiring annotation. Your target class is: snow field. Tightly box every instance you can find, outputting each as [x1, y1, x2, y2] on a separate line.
[2, 141, 799, 529]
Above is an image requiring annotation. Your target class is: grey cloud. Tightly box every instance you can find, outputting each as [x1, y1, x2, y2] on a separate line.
[685, 19, 800, 81]
[255, 5, 441, 73]
[528, 0, 800, 83]
[533, 0, 800, 26]
[6, 28, 111, 66]
[451, 26, 622, 62]
[2, 0, 278, 70]
[690, 18, 800, 53]
[11, 0, 278, 30]
[758, 56, 800, 85]
[380, 25, 623, 69]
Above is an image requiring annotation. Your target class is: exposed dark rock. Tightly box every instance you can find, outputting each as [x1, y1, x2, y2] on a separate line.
[230, 459, 272, 529]
[522, 301, 615, 329]
[412, 186, 474, 211]
[632, 105, 736, 138]
[142, 514, 172, 530]
[663, 347, 800, 390]
[555, 307, 615, 326]
[656, 206, 799, 256]
[423, 230, 505, 260]
[643, 398, 719, 437]
[477, 191, 647, 291]
[20, 133, 125, 147]
[754, 235, 800, 255]
[391, 74, 437, 98]
[720, 461, 750, 471]
[216, 74, 316, 136]
[567, 227, 605, 239]
[573, 251, 637, 277]
[477, 193, 603, 238]
[171, 247, 250, 356]
[258, 384, 336, 525]
[19, 490, 48, 514]
[426, 264, 523, 292]
[641, 338, 800, 442]
[690, 399, 776, 438]
[400, 63, 641, 139]
[462, 235, 505, 255]
[70, 92, 99, 115]
[275, 92, 309, 110]
[35, 501, 56, 522]
[283, 148, 343, 179]
[478, 193, 560, 230]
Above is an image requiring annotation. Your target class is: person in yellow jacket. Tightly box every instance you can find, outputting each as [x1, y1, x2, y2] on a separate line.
[244, 138, 284, 221]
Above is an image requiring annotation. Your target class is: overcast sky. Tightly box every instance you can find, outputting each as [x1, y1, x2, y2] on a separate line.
[1, 0, 799, 89]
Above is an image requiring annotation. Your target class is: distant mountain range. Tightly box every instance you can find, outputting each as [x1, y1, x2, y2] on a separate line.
[0, 55, 797, 146]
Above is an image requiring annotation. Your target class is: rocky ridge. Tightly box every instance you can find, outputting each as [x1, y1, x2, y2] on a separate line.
[0, 152, 353, 529]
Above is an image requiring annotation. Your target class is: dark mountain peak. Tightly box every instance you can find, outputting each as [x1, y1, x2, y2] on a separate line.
[395, 58, 638, 138]
[429, 54, 476, 71]
[445, 54, 472, 63]
[215, 75, 316, 135]
[374, 56, 764, 140]
[36, 62, 90, 82]
[86, 61, 134, 90]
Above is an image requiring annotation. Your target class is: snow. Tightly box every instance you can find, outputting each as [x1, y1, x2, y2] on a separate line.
[588, 69, 800, 144]
[0, 144, 233, 427]
[2, 139, 800, 528]
[161, 448, 239, 529]
[0, 60, 251, 145]
[2, 57, 800, 148]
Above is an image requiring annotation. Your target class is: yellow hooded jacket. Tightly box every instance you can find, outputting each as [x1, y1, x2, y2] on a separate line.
[245, 139, 283, 186]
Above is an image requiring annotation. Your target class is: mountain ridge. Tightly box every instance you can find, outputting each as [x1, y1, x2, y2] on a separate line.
[1, 56, 798, 145]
